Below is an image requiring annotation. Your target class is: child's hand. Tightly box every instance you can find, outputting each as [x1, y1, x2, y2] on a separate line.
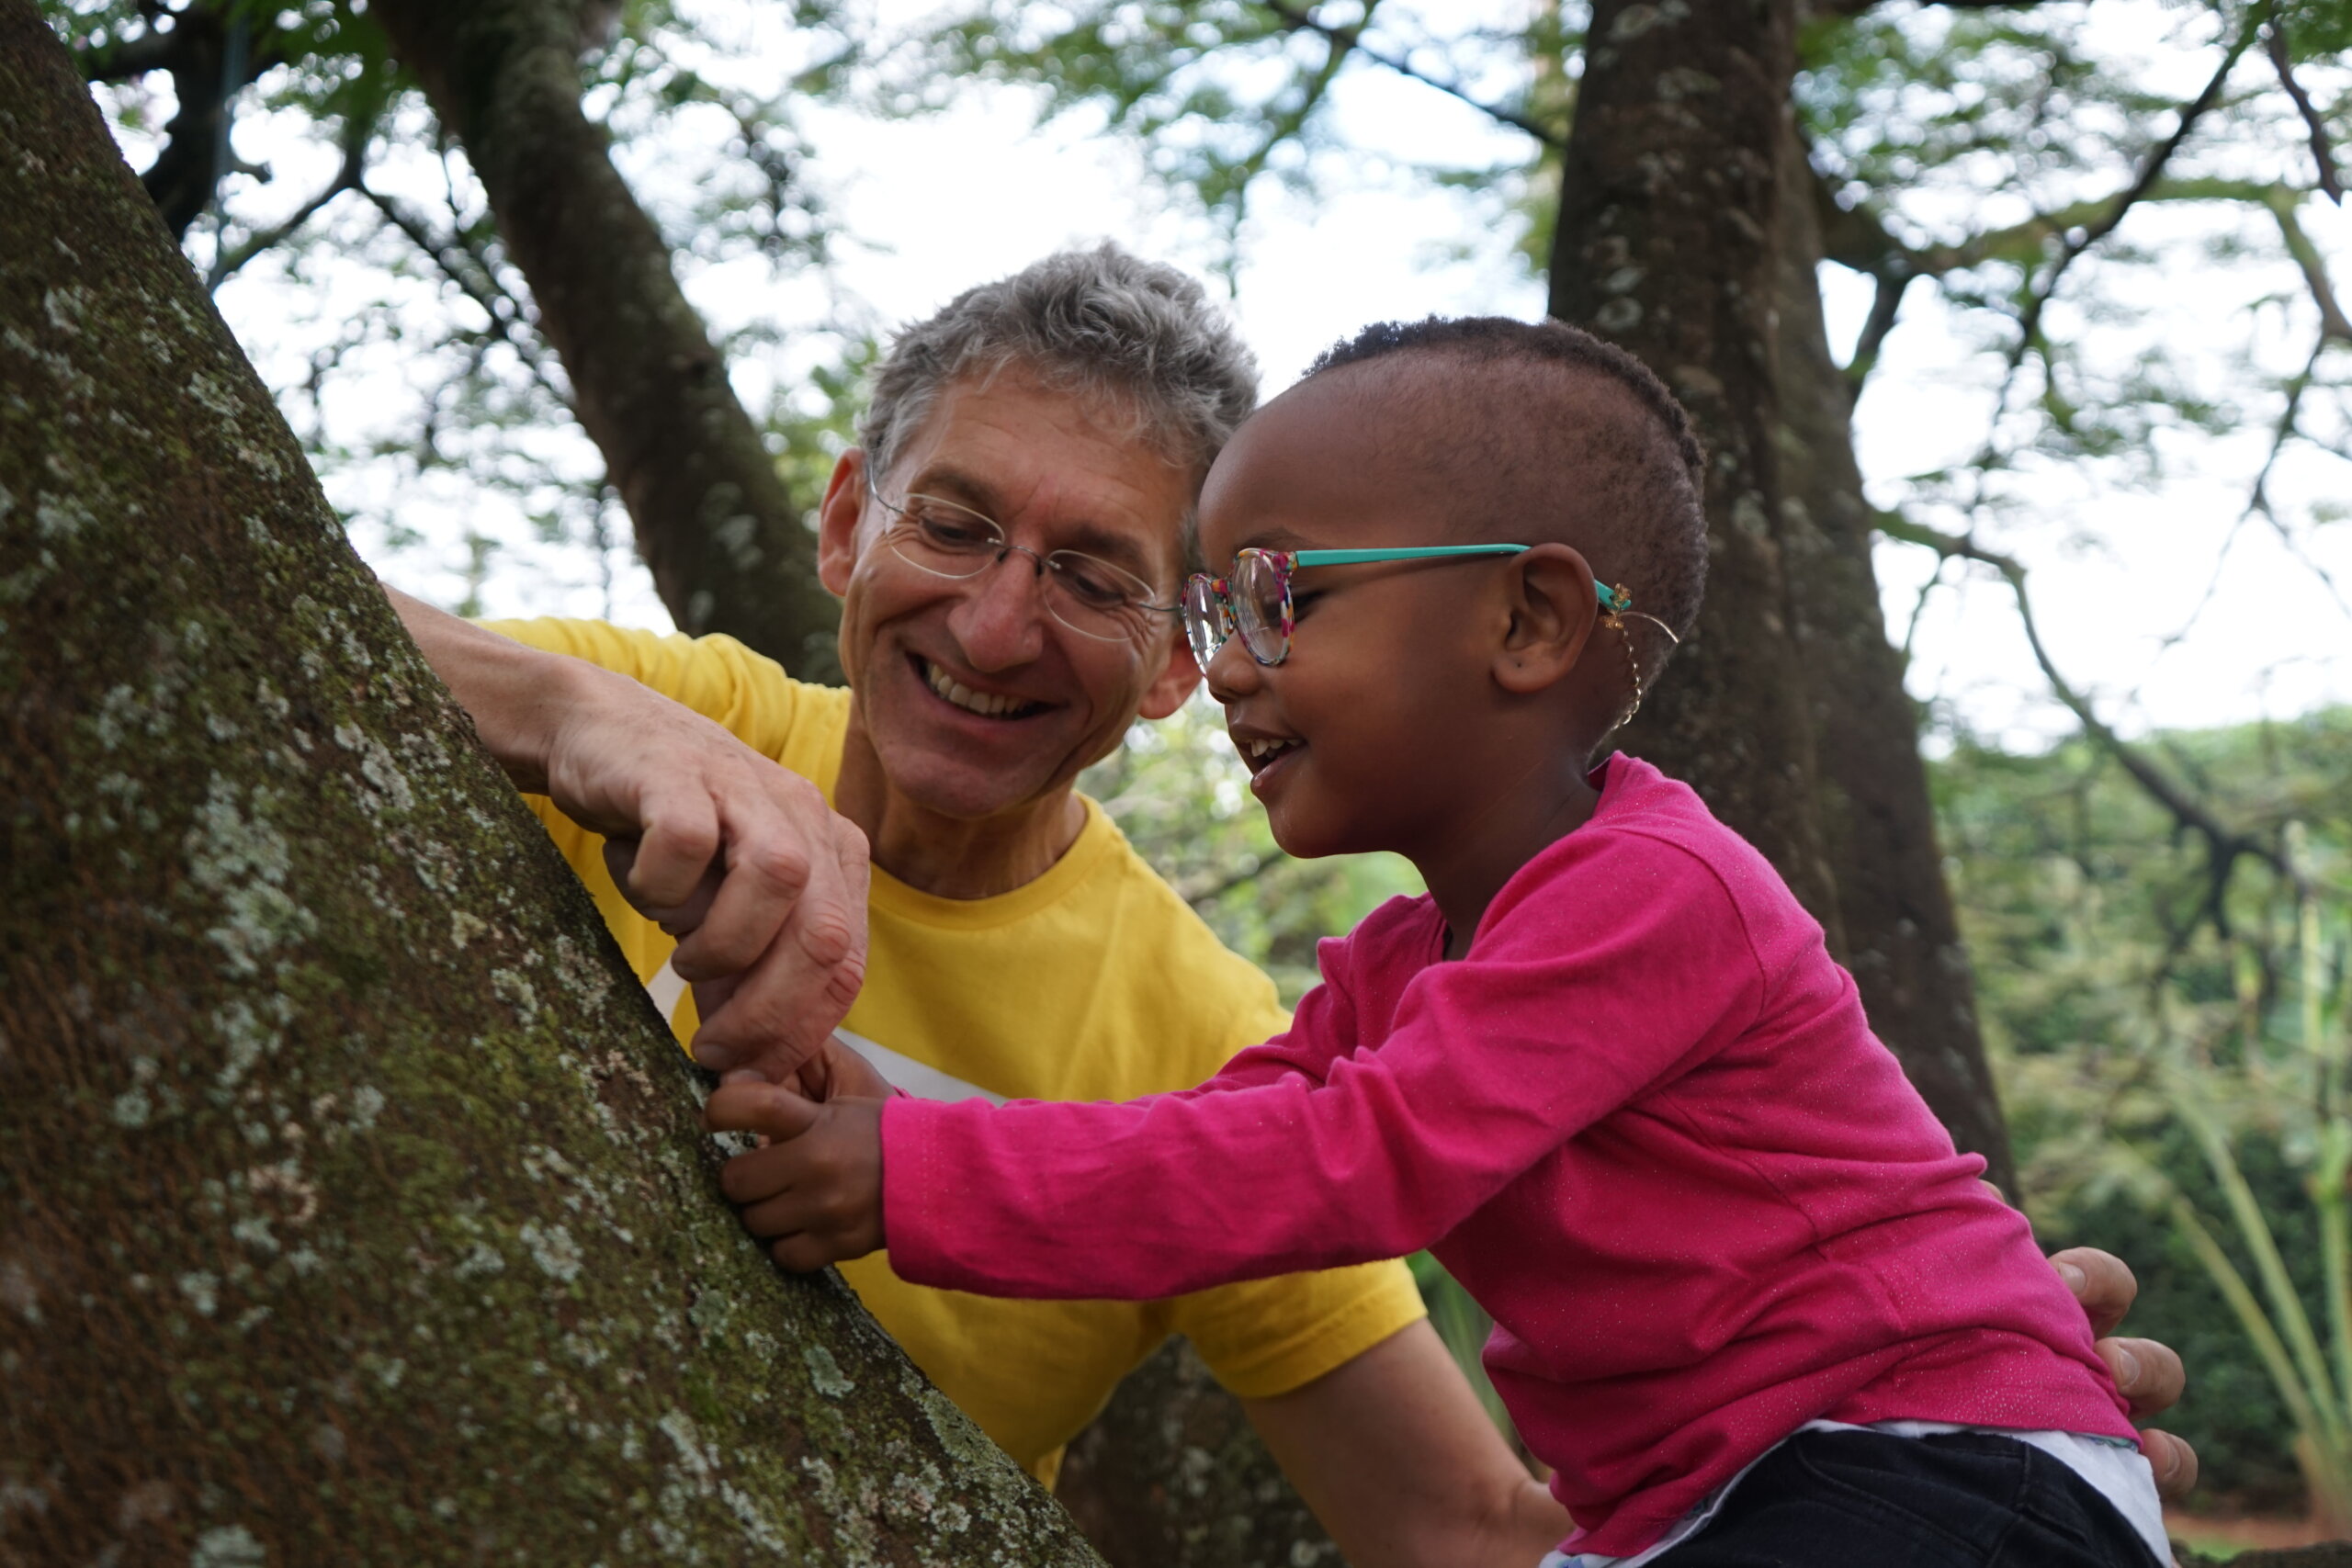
[705, 1079, 887, 1271]
[763, 1031, 893, 1105]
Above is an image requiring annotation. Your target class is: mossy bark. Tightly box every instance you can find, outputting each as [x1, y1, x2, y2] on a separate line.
[0, 8, 1098, 1562]
[368, 0, 844, 681]
[1547, 1, 2013, 1190]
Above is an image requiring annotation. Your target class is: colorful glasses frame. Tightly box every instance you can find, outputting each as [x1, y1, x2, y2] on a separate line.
[1182, 544, 1632, 669]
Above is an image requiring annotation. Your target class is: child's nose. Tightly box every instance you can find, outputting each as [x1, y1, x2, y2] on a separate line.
[1203, 632, 1263, 703]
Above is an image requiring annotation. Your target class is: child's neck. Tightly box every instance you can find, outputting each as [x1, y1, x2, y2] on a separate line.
[1419, 754, 1604, 961]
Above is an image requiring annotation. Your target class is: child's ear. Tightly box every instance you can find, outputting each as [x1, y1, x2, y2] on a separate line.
[1494, 544, 1600, 695]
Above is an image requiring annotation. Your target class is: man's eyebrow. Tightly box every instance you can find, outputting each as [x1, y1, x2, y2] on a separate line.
[908, 463, 1161, 575]
[903, 463, 1001, 514]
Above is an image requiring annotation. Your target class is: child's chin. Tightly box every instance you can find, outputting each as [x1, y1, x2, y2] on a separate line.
[1264, 809, 1363, 863]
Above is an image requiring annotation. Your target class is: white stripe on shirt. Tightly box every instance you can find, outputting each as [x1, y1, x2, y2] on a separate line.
[643, 960, 1005, 1105]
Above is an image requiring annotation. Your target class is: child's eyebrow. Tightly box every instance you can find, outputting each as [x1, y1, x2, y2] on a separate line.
[1234, 526, 1314, 553]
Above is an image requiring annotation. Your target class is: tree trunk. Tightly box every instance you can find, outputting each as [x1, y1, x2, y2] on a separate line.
[0, 11, 1096, 1562]
[1549, 0, 1836, 927]
[1547, 2, 2014, 1188]
[1765, 117, 2012, 1187]
[1057, 1341, 1340, 1568]
[368, 0, 844, 680]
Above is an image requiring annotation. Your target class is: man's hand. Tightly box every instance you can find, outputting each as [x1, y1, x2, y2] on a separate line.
[2052, 1246, 2198, 1498]
[382, 585, 870, 1083]
[564, 705, 871, 1081]
[706, 1077, 888, 1271]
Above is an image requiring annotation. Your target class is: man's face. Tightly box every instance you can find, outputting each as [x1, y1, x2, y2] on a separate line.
[819, 370, 1202, 823]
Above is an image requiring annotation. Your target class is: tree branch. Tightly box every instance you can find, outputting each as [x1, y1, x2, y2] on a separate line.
[358, 179, 568, 402]
[2267, 16, 2344, 205]
[206, 105, 373, 288]
[1260, 0, 1567, 150]
[1178, 850, 1291, 908]
[1875, 510, 2305, 903]
[75, 23, 187, 83]
[2006, 8, 2267, 370]
[2262, 189, 2352, 342]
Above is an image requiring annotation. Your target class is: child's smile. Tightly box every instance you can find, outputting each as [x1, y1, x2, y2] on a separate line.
[1227, 721, 1305, 795]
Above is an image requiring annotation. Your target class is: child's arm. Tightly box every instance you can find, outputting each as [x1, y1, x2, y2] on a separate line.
[710, 836, 1773, 1291]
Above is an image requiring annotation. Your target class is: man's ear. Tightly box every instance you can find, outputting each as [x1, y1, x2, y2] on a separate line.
[1494, 543, 1600, 696]
[816, 450, 869, 597]
[1137, 635, 1204, 720]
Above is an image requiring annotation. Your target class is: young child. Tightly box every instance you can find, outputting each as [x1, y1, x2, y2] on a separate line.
[707, 317, 2169, 1567]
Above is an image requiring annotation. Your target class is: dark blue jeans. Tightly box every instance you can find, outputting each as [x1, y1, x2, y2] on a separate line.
[1656, 1430, 2163, 1568]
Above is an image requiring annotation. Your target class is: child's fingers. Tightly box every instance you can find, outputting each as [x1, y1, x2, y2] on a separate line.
[739, 1187, 857, 1273]
[704, 1080, 822, 1142]
[768, 1233, 840, 1273]
[718, 1142, 795, 1206]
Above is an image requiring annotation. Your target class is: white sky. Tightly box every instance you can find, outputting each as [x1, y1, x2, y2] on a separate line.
[167, 0, 2352, 751]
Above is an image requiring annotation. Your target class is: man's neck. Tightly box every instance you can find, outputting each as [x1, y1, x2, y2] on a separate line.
[833, 724, 1090, 901]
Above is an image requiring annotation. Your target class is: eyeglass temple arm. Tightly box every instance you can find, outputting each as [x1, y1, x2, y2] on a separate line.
[1284, 545, 1630, 614]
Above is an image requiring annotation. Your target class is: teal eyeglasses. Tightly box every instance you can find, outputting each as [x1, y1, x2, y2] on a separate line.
[1182, 544, 1634, 669]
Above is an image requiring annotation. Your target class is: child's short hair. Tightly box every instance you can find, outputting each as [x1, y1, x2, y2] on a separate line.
[1303, 316, 1708, 646]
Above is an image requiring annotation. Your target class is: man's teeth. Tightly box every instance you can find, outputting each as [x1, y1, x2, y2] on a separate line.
[922, 659, 1035, 718]
[1242, 738, 1300, 761]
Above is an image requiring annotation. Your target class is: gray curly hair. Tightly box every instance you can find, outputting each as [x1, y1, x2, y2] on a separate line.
[857, 243, 1260, 490]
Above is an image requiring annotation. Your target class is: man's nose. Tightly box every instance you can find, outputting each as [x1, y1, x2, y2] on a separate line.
[947, 548, 1053, 669]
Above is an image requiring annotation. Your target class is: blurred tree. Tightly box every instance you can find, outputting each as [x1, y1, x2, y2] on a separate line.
[41, 0, 848, 672]
[0, 6, 1101, 1561]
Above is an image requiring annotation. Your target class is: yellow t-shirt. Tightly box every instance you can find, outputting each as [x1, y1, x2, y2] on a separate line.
[484, 617, 1428, 1483]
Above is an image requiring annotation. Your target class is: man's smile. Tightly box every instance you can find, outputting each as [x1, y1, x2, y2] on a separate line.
[911, 652, 1052, 721]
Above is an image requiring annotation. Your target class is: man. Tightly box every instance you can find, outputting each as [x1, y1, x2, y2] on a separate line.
[388, 244, 2192, 1565]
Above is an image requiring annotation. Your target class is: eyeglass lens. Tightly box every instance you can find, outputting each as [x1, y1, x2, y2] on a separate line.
[1230, 552, 1290, 664]
[1182, 553, 1296, 669]
[884, 492, 1162, 643]
[1182, 577, 1228, 668]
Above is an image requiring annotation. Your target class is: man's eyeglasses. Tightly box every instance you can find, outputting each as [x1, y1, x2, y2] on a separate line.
[865, 473, 1179, 645]
[1182, 545, 1634, 669]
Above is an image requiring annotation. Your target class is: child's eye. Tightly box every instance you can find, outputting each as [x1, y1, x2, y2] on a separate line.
[1290, 591, 1325, 617]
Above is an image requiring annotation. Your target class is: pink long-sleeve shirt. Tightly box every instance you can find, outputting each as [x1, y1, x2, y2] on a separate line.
[882, 755, 2134, 1556]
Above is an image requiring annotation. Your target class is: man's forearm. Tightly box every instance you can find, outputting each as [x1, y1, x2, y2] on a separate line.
[383, 583, 598, 794]
[1243, 1320, 1567, 1568]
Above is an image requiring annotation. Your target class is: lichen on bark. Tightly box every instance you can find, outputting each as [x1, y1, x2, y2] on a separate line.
[0, 6, 1098, 1562]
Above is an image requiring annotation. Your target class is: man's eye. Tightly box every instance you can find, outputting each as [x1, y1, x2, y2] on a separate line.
[915, 513, 997, 550]
[1054, 558, 1136, 608]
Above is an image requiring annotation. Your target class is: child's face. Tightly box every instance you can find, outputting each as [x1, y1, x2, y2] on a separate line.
[1193, 376, 1519, 862]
